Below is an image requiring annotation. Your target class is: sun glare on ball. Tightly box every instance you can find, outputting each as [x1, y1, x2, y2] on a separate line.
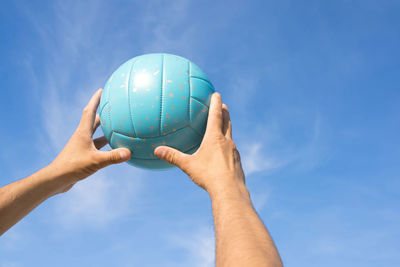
[133, 72, 152, 88]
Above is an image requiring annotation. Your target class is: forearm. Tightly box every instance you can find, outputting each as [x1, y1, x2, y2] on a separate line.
[210, 182, 283, 267]
[0, 89, 130, 236]
[0, 164, 69, 235]
[154, 93, 283, 265]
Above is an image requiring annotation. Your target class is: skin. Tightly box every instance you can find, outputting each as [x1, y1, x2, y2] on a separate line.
[0, 89, 131, 235]
[0, 89, 283, 267]
[155, 92, 283, 267]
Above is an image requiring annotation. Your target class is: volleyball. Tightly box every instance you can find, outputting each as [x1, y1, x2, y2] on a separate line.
[99, 53, 215, 169]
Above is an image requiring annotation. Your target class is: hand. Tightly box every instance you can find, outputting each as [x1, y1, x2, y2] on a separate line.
[49, 89, 131, 193]
[154, 93, 247, 198]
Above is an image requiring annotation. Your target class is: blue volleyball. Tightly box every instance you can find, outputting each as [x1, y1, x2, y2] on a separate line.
[99, 53, 215, 169]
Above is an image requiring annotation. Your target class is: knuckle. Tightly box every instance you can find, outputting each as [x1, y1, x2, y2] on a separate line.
[109, 152, 119, 163]
[228, 140, 237, 149]
[213, 110, 223, 120]
[205, 131, 221, 143]
[166, 151, 176, 164]
[215, 132, 225, 141]
[82, 106, 90, 115]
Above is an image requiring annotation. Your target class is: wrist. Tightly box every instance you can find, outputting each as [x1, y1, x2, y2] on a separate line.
[208, 179, 251, 204]
[23, 164, 74, 198]
[44, 163, 76, 193]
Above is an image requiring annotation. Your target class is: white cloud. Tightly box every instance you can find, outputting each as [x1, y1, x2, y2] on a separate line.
[0, 225, 28, 267]
[140, 0, 243, 59]
[226, 72, 260, 110]
[291, 115, 329, 171]
[238, 113, 328, 178]
[21, 0, 241, 231]
[167, 226, 215, 267]
[250, 190, 271, 212]
[0, 262, 21, 267]
[19, 0, 151, 228]
[0, 227, 24, 251]
[54, 170, 141, 229]
[241, 142, 285, 176]
[140, 0, 193, 53]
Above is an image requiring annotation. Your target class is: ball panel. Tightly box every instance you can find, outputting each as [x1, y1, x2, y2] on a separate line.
[190, 62, 214, 86]
[128, 157, 173, 170]
[160, 54, 190, 135]
[110, 131, 155, 159]
[127, 133, 201, 170]
[99, 80, 110, 114]
[99, 102, 113, 140]
[110, 126, 201, 160]
[128, 141, 201, 170]
[190, 77, 215, 107]
[189, 98, 209, 137]
[129, 54, 163, 138]
[107, 61, 136, 137]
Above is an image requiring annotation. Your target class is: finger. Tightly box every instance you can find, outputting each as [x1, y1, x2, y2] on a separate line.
[79, 89, 102, 134]
[222, 103, 232, 139]
[92, 114, 101, 134]
[205, 92, 223, 135]
[95, 148, 131, 168]
[154, 146, 188, 168]
[93, 136, 108, 150]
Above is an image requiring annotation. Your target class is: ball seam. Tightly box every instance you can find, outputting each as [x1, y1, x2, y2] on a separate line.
[159, 53, 165, 136]
[127, 59, 138, 137]
[188, 60, 191, 127]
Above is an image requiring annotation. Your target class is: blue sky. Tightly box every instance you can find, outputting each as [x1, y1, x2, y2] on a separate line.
[0, 0, 399, 266]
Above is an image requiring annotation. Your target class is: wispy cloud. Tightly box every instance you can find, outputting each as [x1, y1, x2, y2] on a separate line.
[0, 225, 27, 267]
[140, 0, 193, 53]
[0, 226, 24, 251]
[0, 262, 21, 267]
[250, 189, 271, 212]
[53, 170, 141, 229]
[241, 142, 285, 176]
[19, 0, 151, 228]
[167, 226, 215, 267]
[290, 115, 329, 171]
[239, 113, 327, 178]
[20, 0, 244, 232]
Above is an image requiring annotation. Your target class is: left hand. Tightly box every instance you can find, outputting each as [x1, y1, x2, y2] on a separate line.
[49, 89, 131, 193]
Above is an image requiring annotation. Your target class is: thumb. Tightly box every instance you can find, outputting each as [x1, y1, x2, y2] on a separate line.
[97, 148, 131, 167]
[154, 146, 186, 167]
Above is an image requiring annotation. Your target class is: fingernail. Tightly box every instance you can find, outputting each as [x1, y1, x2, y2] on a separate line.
[155, 147, 165, 158]
[119, 150, 130, 159]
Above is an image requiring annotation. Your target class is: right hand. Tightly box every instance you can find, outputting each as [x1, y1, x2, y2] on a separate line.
[49, 89, 131, 194]
[154, 93, 247, 198]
